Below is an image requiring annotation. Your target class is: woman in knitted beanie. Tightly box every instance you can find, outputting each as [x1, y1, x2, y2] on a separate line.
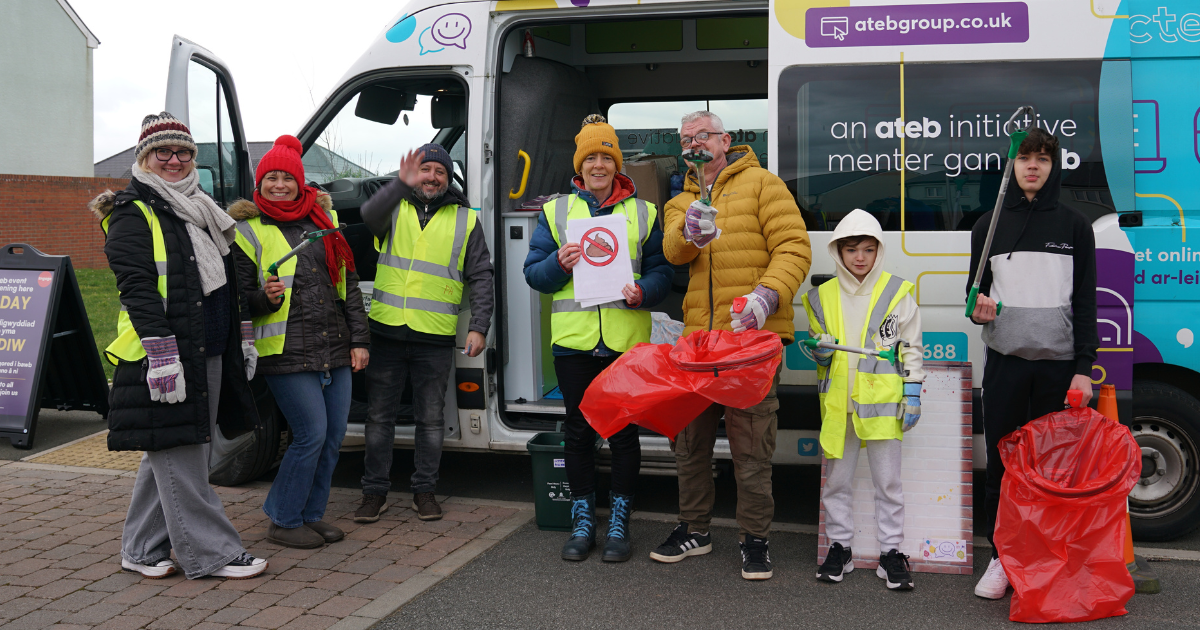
[522, 115, 675, 562]
[91, 111, 267, 580]
[228, 135, 370, 549]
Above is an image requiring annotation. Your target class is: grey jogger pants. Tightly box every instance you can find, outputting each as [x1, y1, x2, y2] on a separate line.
[822, 414, 905, 552]
[120, 356, 246, 579]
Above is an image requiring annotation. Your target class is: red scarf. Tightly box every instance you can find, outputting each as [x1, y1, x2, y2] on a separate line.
[254, 185, 355, 284]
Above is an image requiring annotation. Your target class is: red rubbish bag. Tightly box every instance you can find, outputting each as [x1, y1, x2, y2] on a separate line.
[579, 329, 782, 440]
[994, 406, 1141, 623]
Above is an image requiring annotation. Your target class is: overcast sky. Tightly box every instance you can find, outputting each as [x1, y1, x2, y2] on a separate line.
[71, 0, 401, 162]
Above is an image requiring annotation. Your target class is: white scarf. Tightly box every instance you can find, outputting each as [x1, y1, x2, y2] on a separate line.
[132, 162, 235, 295]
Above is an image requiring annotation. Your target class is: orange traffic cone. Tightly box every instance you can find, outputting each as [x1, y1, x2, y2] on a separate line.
[1098, 384, 1163, 594]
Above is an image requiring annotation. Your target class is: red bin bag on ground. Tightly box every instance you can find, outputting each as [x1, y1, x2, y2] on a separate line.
[994, 406, 1141, 623]
[579, 330, 782, 440]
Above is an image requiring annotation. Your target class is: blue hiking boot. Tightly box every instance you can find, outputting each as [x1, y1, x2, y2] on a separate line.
[561, 493, 596, 561]
[602, 493, 633, 562]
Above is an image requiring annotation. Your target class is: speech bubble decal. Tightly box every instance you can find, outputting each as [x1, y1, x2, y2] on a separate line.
[1179, 328, 1194, 349]
[431, 13, 471, 49]
[418, 27, 443, 55]
[386, 14, 416, 43]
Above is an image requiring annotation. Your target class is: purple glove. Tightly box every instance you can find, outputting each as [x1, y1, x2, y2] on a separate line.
[731, 286, 779, 333]
[141, 336, 186, 404]
[683, 200, 719, 248]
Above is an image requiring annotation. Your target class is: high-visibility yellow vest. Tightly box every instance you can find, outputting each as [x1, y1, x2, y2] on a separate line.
[101, 200, 168, 365]
[802, 272, 913, 459]
[233, 209, 347, 357]
[544, 195, 655, 353]
[369, 200, 477, 336]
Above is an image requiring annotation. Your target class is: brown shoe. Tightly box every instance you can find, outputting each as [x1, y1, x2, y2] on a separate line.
[305, 520, 345, 543]
[354, 494, 388, 523]
[267, 522, 325, 549]
[413, 492, 442, 521]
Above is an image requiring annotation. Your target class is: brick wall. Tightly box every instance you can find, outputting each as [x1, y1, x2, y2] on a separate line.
[0, 174, 130, 269]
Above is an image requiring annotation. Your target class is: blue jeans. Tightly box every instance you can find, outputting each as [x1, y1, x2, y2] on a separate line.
[362, 335, 454, 496]
[263, 367, 351, 528]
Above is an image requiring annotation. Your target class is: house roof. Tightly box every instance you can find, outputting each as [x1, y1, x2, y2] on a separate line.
[58, 0, 99, 48]
[94, 142, 376, 182]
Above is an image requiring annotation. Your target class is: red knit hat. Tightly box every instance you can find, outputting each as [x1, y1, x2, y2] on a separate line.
[256, 135, 305, 188]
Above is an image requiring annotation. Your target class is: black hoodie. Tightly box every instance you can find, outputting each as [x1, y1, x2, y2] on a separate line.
[965, 158, 1098, 376]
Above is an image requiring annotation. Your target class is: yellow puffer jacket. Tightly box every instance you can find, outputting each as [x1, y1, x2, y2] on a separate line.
[663, 147, 812, 344]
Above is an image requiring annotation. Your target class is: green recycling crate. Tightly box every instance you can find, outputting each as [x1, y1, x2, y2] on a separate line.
[527, 430, 574, 531]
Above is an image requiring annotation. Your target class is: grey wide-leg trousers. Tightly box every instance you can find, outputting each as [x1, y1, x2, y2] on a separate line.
[120, 356, 246, 579]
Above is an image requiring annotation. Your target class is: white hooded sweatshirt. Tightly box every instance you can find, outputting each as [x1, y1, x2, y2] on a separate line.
[826, 210, 925, 406]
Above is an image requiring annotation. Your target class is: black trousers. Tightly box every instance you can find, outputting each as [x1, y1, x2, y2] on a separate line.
[981, 347, 1075, 556]
[555, 353, 641, 499]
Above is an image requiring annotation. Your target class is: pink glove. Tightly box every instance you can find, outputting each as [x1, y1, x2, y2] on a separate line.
[683, 200, 719, 248]
[141, 336, 186, 404]
[731, 286, 779, 333]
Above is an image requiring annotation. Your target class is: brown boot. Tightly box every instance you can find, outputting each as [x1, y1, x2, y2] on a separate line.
[413, 492, 442, 521]
[305, 521, 345, 543]
[267, 522, 325, 549]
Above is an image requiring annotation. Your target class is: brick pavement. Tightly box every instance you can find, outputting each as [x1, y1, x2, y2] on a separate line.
[0, 460, 532, 630]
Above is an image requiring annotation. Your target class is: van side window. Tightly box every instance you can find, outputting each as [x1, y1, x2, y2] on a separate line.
[776, 61, 1113, 232]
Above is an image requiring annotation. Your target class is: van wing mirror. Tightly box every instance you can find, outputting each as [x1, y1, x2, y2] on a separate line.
[431, 94, 466, 128]
[355, 85, 416, 125]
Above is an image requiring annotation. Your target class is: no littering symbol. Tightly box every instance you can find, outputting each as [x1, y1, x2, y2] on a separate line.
[580, 227, 618, 267]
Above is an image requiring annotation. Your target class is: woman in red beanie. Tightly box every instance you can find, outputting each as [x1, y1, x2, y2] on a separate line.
[229, 135, 370, 548]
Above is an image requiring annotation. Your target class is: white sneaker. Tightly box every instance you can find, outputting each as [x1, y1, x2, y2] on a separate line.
[121, 558, 177, 579]
[975, 556, 1010, 599]
[210, 553, 268, 579]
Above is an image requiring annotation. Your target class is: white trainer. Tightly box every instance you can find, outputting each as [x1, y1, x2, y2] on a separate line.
[211, 553, 268, 579]
[121, 558, 177, 579]
[975, 556, 1010, 599]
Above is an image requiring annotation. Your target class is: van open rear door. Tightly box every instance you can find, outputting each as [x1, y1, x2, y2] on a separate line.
[165, 35, 277, 485]
[165, 36, 252, 207]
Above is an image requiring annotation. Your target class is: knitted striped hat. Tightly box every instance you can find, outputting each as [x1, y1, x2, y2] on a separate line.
[135, 112, 197, 165]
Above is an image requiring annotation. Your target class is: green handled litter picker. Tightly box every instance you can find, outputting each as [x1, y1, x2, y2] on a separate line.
[265, 226, 346, 277]
[802, 337, 911, 376]
[965, 105, 1037, 320]
[681, 148, 715, 205]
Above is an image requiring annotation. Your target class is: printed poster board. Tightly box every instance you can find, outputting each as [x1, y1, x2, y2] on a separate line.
[817, 362, 974, 575]
[0, 244, 109, 448]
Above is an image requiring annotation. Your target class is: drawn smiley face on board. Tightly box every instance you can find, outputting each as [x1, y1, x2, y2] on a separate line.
[431, 13, 471, 49]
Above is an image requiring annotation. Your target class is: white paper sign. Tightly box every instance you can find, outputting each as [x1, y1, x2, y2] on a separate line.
[567, 215, 634, 306]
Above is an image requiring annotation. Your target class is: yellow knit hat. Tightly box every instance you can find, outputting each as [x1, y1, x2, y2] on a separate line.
[573, 114, 623, 174]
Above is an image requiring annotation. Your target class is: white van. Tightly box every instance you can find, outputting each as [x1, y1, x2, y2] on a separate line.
[177, 0, 1200, 540]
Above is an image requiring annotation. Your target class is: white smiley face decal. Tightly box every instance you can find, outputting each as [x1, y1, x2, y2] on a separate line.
[429, 13, 472, 49]
[436, 19, 464, 40]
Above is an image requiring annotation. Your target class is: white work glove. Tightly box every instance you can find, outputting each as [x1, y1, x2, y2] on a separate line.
[900, 382, 922, 432]
[730, 286, 779, 333]
[141, 336, 186, 404]
[812, 333, 835, 365]
[240, 321, 258, 381]
[683, 200, 720, 248]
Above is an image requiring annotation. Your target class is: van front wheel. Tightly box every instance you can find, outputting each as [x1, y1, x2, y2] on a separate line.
[1130, 380, 1200, 541]
[208, 378, 289, 486]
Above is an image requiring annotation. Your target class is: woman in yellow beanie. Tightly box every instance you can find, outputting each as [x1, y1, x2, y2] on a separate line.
[523, 115, 674, 563]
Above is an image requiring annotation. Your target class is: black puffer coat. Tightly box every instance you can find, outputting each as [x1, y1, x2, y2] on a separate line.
[90, 180, 259, 451]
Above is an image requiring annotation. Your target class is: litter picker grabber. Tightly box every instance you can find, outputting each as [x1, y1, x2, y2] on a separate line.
[681, 149, 714, 205]
[965, 105, 1037, 319]
[266, 226, 346, 277]
[801, 337, 911, 376]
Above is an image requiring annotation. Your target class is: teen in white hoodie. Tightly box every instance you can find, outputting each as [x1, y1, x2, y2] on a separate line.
[801, 209, 924, 590]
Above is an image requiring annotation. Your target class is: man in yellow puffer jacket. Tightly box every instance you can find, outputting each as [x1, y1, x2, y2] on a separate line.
[650, 111, 811, 580]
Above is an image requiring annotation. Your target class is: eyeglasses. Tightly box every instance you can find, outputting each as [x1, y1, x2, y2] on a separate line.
[154, 148, 194, 163]
[679, 131, 724, 147]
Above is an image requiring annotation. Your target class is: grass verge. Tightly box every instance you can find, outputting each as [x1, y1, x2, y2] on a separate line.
[75, 268, 118, 380]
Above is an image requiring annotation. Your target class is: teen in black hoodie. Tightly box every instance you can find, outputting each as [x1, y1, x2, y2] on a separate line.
[965, 128, 1099, 599]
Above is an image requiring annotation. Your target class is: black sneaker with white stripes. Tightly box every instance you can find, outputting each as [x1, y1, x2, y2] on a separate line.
[739, 534, 773, 580]
[877, 549, 914, 590]
[649, 522, 712, 563]
[817, 542, 854, 583]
